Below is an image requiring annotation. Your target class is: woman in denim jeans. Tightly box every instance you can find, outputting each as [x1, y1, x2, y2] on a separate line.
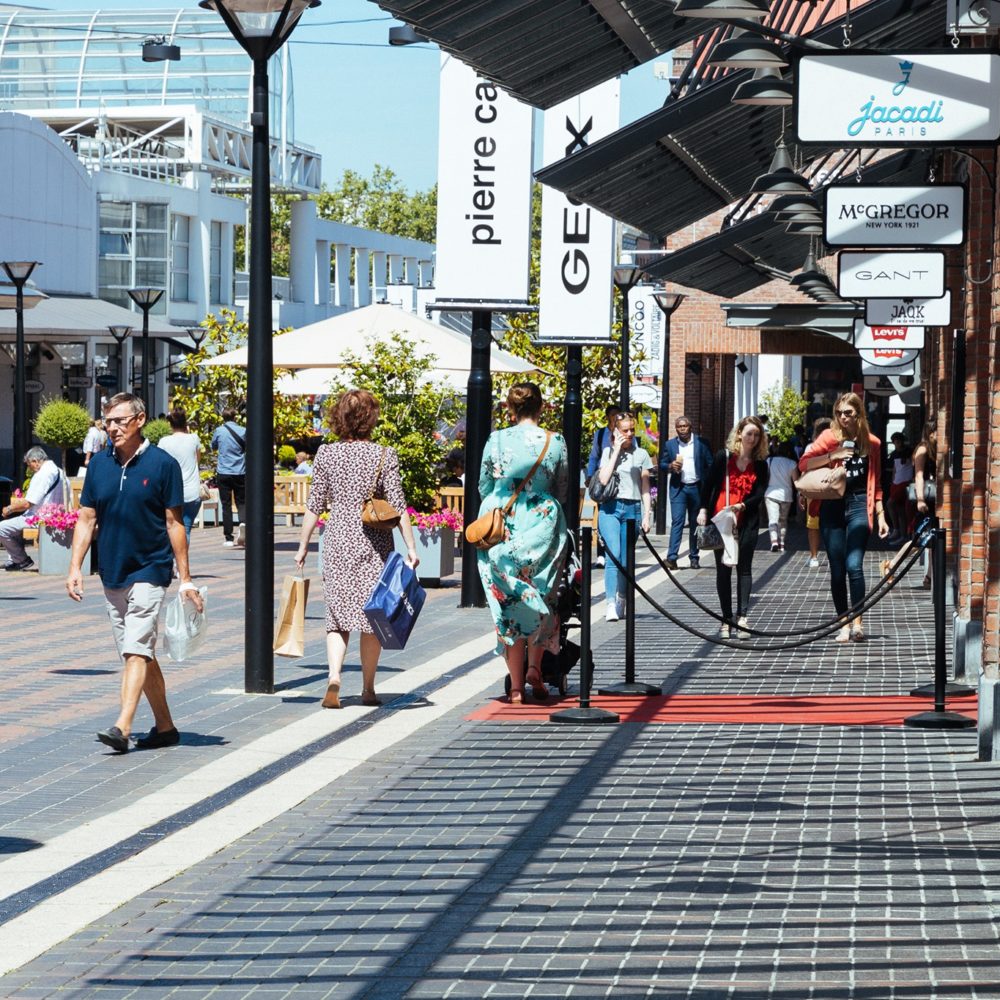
[798, 392, 890, 642]
[595, 412, 652, 622]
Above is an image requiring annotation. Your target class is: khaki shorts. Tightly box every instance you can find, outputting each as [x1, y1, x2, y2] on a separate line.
[104, 582, 167, 660]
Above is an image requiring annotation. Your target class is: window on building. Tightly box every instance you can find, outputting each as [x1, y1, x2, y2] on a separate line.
[171, 214, 191, 302]
[99, 200, 169, 313]
[210, 221, 223, 304]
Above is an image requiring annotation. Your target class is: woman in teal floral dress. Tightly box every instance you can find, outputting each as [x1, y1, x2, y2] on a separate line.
[477, 383, 569, 704]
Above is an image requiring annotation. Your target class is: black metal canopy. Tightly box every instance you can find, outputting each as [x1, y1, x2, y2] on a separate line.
[373, 0, 704, 109]
[534, 0, 942, 240]
[643, 150, 934, 298]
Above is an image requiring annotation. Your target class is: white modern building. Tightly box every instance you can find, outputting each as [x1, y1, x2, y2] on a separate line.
[0, 4, 434, 474]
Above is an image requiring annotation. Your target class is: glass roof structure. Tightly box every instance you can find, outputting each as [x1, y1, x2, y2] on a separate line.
[0, 4, 294, 141]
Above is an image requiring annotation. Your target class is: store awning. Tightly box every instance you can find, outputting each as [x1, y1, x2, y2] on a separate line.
[722, 303, 861, 343]
[534, 0, 941, 239]
[643, 151, 933, 298]
[374, 0, 704, 109]
[0, 295, 181, 340]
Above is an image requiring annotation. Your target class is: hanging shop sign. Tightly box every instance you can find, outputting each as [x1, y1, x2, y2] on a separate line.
[434, 55, 533, 302]
[95, 374, 118, 388]
[838, 251, 945, 299]
[853, 321, 925, 350]
[24, 379, 43, 394]
[865, 291, 952, 327]
[864, 374, 897, 397]
[824, 185, 965, 247]
[862, 358, 914, 377]
[629, 287, 667, 378]
[857, 345, 921, 368]
[66, 376, 92, 389]
[795, 51, 1000, 146]
[538, 79, 620, 344]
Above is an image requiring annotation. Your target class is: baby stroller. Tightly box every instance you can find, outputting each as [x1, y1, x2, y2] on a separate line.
[503, 533, 586, 699]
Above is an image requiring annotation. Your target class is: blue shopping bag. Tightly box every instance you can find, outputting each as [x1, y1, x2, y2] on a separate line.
[363, 551, 426, 650]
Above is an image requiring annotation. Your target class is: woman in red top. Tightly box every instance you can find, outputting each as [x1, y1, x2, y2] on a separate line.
[798, 391, 889, 642]
[697, 416, 769, 640]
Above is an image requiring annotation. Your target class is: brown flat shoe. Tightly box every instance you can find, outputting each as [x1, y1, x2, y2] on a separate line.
[361, 689, 382, 707]
[321, 681, 341, 709]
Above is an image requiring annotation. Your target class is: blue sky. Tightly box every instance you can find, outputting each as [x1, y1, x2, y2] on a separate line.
[38, 0, 669, 194]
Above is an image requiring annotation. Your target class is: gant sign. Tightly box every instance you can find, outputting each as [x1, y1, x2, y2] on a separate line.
[838, 251, 945, 300]
[825, 186, 964, 247]
[795, 51, 1000, 146]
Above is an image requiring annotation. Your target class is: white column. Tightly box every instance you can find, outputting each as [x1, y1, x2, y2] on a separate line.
[190, 173, 211, 312]
[403, 256, 418, 285]
[334, 244, 351, 308]
[371, 251, 387, 303]
[221, 222, 234, 306]
[354, 249, 371, 307]
[418, 259, 433, 287]
[316, 240, 331, 312]
[388, 254, 404, 285]
[289, 198, 317, 306]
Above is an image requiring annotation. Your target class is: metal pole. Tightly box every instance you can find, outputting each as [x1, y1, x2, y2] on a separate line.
[905, 522, 975, 729]
[619, 289, 630, 413]
[13, 280, 27, 473]
[244, 55, 276, 694]
[655, 311, 671, 535]
[460, 313, 492, 608]
[140, 306, 151, 412]
[550, 526, 619, 724]
[563, 345, 583, 537]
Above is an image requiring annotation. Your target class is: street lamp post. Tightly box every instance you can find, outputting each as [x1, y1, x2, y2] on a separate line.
[108, 325, 133, 395]
[127, 287, 164, 411]
[652, 291, 686, 535]
[201, 0, 319, 694]
[2, 260, 41, 476]
[613, 265, 643, 413]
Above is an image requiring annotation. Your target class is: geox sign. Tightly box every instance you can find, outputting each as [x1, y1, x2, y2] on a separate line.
[795, 51, 1000, 146]
[824, 186, 965, 247]
[838, 251, 945, 299]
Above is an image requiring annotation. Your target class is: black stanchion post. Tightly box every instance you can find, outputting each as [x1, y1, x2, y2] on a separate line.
[598, 518, 659, 697]
[905, 522, 975, 730]
[563, 345, 583, 538]
[551, 526, 619, 725]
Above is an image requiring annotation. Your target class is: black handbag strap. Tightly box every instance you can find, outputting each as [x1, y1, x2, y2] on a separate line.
[223, 423, 246, 453]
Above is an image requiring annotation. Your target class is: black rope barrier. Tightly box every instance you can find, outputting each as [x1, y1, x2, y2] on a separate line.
[639, 528, 926, 638]
[597, 527, 928, 652]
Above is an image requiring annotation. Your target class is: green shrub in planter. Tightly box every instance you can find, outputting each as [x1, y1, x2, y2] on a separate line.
[144, 419, 171, 446]
[277, 444, 296, 468]
[32, 399, 91, 470]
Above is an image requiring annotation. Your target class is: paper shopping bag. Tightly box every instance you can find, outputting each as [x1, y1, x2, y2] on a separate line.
[274, 574, 310, 657]
[363, 552, 426, 650]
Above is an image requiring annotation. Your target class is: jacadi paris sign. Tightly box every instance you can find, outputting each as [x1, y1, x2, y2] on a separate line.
[795, 51, 1000, 146]
[824, 186, 964, 247]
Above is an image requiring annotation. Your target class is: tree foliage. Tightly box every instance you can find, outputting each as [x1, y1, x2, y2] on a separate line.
[33, 398, 91, 469]
[143, 419, 172, 446]
[758, 380, 809, 444]
[171, 310, 312, 455]
[325, 333, 461, 512]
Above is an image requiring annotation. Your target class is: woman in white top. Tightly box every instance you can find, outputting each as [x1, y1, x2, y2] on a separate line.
[764, 440, 800, 552]
[81, 419, 107, 469]
[596, 410, 652, 621]
[156, 408, 202, 538]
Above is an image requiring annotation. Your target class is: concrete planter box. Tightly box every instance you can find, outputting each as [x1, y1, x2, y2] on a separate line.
[394, 525, 455, 584]
[37, 526, 89, 576]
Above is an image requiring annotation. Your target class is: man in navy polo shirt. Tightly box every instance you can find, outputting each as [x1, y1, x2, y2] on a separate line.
[66, 393, 204, 753]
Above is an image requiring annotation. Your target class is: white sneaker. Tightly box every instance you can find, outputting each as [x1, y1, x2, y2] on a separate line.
[808, 557, 820, 568]
[736, 616, 750, 639]
[719, 623, 731, 640]
[605, 602, 620, 622]
[223, 539, 235, 548]
[596, 555, 605, 568]
[234, 523, 245, 548]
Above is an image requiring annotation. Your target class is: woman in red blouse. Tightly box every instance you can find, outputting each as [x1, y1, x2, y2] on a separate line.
[697, 416, 770, 639]
[798, 391, 889, 642]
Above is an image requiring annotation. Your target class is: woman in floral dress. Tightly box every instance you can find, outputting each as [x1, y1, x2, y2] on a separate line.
[295, 390, 419, 709]
[477, 383, 569, 704]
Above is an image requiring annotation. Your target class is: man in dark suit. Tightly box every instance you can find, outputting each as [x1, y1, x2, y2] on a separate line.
[659, 416, 713, 569]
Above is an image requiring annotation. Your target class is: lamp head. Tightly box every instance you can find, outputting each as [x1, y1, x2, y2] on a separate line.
[388, 24, 425, 45]
[652, 291, 686, 315]
[1, 261, 41, 283]
[733, 67, 793, 106]
[613, 264, 643, 291]
[199, 0, 320, 57]
[142, 36, 180, 61]
[108, 324, 133, 344]
[127, 287, 165, 310]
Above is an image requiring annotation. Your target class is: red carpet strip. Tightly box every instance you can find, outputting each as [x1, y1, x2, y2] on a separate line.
[466, 693, 978, 727]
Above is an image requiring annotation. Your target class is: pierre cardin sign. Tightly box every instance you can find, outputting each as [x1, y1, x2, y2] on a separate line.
[853, 321, 925, 351]
[434, 55, 533, 302]
[838, 251, 945, 299]
[795, 51, 1000, 146]
[865, 292, 952, 327]
[824, 186, 964, 247]
[538, 79, 620, 344]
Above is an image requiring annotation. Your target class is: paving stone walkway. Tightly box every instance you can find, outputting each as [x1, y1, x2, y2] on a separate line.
[2, 521, 997, 999]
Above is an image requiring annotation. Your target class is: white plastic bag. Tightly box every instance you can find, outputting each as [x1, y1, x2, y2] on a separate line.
[712, 508, 739, 568]
[163, 586, 208, 662]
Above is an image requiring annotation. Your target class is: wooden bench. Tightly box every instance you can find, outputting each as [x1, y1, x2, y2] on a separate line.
[274, 474, 311, 526]
[437, 486, 464, 514]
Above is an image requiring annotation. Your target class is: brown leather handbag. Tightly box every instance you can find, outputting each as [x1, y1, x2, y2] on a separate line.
[361, 447, 402, 531]
[465, 431, 552, 551]
[796, 464, 846, 501]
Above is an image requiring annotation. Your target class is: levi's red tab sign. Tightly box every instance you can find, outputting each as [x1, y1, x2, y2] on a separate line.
[838, 251, 945, 299]
[853, 321, 925, 351]
[857, 346, 920, 368]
